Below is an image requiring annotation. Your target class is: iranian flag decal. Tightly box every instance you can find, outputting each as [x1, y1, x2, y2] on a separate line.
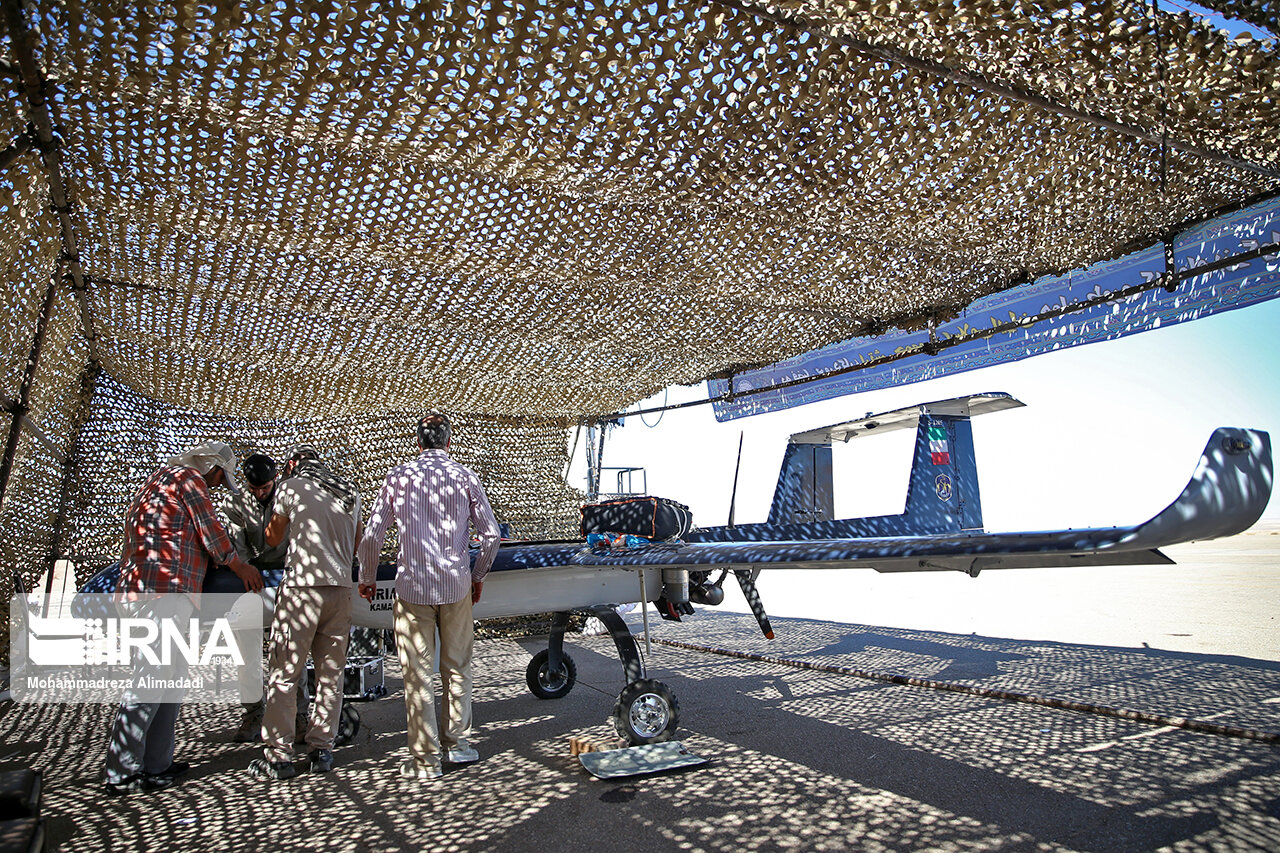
[927, 424, 950, 465]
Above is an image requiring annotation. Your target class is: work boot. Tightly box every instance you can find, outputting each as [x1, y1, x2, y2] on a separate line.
[309, 748, 333, 774]
[233, 709, 263, 743]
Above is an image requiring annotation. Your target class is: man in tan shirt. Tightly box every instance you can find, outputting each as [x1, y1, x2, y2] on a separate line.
[248, 444, 361, 780]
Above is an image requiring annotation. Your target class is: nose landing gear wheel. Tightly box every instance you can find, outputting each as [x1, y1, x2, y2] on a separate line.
[612, 679, 679, 745]
[526, 649, 577, 699]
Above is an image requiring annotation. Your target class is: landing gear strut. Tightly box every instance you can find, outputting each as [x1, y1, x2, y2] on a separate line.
[524, 605, 680, 745]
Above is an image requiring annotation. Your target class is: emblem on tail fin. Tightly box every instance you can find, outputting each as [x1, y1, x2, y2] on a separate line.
[935, 473, 953, 502]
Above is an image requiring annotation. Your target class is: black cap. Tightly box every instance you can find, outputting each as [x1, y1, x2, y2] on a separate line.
[242, 453, 277, 487]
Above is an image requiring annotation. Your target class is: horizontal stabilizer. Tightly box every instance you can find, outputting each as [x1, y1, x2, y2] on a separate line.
[788, 392, 1023, 445]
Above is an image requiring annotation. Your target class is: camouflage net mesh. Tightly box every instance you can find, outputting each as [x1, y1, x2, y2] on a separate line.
[46, 372, 584, 585]
[474, 611, 591, 641]
[1, 0, 1277, 614]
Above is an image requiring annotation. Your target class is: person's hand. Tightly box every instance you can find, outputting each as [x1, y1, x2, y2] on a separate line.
[358, 582, 376, 602]
[230, 557, 265, 593]
[471, 581, 483, 604]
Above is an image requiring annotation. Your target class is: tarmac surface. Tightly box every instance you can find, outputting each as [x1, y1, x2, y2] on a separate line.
[3, 523, 1279, 851]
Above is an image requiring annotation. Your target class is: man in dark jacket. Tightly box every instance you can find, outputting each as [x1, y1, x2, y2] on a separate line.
[219, 452, 293, 742]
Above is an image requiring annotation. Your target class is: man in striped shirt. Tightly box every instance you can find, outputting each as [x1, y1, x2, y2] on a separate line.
[357, 412, 501, 780]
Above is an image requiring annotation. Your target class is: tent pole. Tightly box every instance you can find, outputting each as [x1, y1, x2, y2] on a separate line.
[2, 0, 102, 363]
[44, 360, 101, 594]
[0, 273, 57, 511]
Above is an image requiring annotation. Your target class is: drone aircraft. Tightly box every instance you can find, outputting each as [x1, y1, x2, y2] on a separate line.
[77, 393, 1273, 744]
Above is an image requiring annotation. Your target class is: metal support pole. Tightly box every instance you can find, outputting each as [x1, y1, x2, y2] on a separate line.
[594, 424, 607, 499]
[638, 569, 651, 657]
[563, 422, 582, 487]
[2, 0, 104, 585]
[585, 423, 602, 502]
[1, 394, 65, 462]
[0, 125, 34, 172]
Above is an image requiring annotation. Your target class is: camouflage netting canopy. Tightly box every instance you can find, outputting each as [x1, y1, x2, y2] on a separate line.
[1, 0, 1277, 597]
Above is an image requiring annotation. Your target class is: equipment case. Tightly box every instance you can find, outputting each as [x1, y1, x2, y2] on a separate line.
[306, 628, 387, 700]
[580, 496, 693, 540]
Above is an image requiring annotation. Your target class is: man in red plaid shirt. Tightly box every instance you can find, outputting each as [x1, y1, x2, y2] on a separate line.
[116, 458, 262, 595]
[104, 441, 263, 795]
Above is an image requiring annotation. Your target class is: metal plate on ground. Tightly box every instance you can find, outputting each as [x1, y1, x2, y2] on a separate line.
[579, 741, 706, 779]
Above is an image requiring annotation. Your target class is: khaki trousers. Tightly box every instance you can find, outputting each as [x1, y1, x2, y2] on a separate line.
[394, 595, 474, 770]
[262, 584, 351, 762]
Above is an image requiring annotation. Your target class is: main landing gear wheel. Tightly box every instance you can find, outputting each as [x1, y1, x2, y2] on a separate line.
[612, 679, 679, 745]
[526, 649, 577, 699]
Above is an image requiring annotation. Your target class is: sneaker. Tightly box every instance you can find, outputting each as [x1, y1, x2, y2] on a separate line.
[233, 711, 263, 743]
[397, 759, 442, 780]
[309, 749, 333, 774]
[446, 745, 479, 764]
[247, 758, 297, 781]
[105, 771, 179, 796]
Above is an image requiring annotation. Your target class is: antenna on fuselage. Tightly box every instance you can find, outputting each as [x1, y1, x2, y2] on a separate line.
[585, 420, 607, 502]
[727, 431, 743, 527]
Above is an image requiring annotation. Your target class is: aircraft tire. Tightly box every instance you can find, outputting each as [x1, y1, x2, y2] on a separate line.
[612, 679, 679, 745]
[526, 649, 577, 699]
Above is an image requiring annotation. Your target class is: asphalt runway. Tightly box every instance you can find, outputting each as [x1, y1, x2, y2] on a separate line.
[3, 523, 1278, 851]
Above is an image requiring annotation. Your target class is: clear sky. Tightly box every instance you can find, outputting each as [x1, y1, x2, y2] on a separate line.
[570, 296, 1280, 534]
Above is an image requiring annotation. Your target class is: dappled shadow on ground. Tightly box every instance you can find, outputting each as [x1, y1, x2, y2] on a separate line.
[655, 612, 1280, 733]
[3, 613, 1280, 851]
